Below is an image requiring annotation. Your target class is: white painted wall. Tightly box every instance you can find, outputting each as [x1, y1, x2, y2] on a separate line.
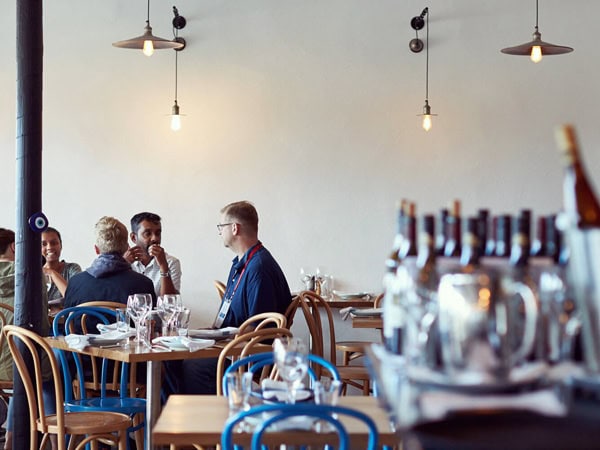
[1, 1, 597, 335]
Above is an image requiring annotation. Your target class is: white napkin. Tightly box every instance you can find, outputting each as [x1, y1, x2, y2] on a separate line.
[94, 330, 135, 340]
[64, 334, 90, 350]
[187, 327, 239, 339]
[261, 379, 288, 391]
[152, 336, 215, 351]
[339, 307, 354, 320]
[181, 337, 215, 351]
[97, 323, 136, 335]
[420, 388, 567, 420]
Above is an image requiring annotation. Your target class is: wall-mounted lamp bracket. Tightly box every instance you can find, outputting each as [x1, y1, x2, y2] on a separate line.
[173, 6, 187, 30]
[410, 8, 428, 31]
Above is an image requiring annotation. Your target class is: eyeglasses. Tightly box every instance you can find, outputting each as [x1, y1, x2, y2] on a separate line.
[216, 223, 234, 232]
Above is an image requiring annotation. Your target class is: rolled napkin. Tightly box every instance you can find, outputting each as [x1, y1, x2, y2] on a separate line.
[64, 334, 90, 350]
[420, 388, 567, 420]
[261, 379, 288, 391]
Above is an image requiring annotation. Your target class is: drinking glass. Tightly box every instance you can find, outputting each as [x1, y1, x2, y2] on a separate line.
[157, 295, 179, 335]
[299, 267, 314, 291]
[225, 372, 254, 415]
[539, 266, 581, 363]
[127, 293, 152, 343]
[313, 379, 342, 406]
[175, 307, 191, 337]
[273, 337, 309, 404]
[115, 308, 129, 333]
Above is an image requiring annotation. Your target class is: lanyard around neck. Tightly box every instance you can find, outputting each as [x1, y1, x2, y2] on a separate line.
[225, 243, 263, 300]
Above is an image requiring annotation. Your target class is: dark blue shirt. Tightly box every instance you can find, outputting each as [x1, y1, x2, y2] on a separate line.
[221, 242, 292, 328]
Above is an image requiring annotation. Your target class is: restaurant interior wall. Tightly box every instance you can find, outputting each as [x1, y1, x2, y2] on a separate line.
[0, 1, 596, 340]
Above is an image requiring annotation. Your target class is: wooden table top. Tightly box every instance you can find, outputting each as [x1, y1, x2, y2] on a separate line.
[152, 395, 398, 448]
[45, 336, 228, 363]
[352, 316, 383, 329]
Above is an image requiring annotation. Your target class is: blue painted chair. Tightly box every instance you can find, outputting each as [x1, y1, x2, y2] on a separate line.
[222, 352, 341, 396]
[52, 306, 146, 450]
[221, 403, 379, 450]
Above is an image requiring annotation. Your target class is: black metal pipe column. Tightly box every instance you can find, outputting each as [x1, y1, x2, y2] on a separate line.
[14, 0, 44, 448]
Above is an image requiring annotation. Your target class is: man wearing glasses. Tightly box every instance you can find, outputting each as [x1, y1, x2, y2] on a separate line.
[180, 200, 292, 394]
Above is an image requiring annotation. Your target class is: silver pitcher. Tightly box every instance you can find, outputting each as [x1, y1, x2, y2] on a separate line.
[437, 271, 538, 380]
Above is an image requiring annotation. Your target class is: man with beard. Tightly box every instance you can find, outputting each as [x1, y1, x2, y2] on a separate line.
[125, 212, 181, 297]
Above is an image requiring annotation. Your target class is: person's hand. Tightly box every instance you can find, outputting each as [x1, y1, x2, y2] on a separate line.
[148, 244, 167, 267]
[124, 245, 145, 263]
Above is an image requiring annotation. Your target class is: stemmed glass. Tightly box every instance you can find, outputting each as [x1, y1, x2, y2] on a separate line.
[127, 293, 152, 343]
[273, 337, 309, 404]
[156, 295, 179, 336]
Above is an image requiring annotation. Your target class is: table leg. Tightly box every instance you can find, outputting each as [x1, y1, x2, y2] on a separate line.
[146, 360, 162, 450]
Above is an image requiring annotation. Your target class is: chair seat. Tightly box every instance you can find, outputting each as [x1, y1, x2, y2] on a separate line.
[40, 411, 131, 435]
[65, 397, 146, 416]
[336, 365, 371, 380]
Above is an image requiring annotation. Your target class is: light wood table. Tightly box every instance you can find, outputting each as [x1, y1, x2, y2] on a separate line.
[46, 336, 230, 450]
[152, 395, 399, 448]
[352, 316, 383, 329]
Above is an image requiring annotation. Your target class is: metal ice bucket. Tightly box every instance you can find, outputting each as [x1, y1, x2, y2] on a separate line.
[564, 227, 600, 373]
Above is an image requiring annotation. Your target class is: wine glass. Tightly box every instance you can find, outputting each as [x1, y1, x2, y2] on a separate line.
[127, 293, 152, 343]
[273, 337, 309, 404]
[299, 267, 314, 291]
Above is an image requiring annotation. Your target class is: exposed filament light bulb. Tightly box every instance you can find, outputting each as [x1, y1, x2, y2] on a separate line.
[530, 45, 542, 63]
[421, 100, 433, 132]
[143, 40, 154, 57]
[171, 101, 181, 131]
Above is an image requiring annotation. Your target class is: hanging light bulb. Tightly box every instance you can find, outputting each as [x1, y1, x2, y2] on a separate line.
[421, 101, 432, 132]
[171, 101, 181, 131]
[169, 15, 186, 132]
[411, 8, 437, 131]
[501, 0, 573, 63]
[143, 36, 154, 57]
[530, 44, 542, 63]
[112, 1, 184, 56]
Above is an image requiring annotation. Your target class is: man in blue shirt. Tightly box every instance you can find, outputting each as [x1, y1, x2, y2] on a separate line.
[180, 201, 292, 394]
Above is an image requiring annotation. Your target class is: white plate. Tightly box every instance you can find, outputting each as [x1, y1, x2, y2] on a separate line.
[333, 291, 373, 301]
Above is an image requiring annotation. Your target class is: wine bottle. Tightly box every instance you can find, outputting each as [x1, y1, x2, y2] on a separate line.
[443, 200, 462, 257]
[399, 202, 417, 259]
[555, 124, 600, 228]
[477, 209, 490, 259]
[460, 217, 481, 269]
[384, 200, 407, 273]
[531, 215, 547, 257]
[382, 200, 407, 354]
[509, 215, 531, 267]
[494, 214, 512, 258]
[485, 215, 497, 256]
[416, 214, 440, 367]
[435, 208, 448, 256]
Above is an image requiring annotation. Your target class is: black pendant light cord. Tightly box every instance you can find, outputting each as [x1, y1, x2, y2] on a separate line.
[174, 49, 178, 103]
[146, 0, 150, 25]
[535, 0, 539, 29]
[425, 9, 429, 102]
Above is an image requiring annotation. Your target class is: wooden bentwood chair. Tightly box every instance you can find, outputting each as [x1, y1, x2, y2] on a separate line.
[286, 291, 374, 395]
[0, 302, 15, 404]
[3, 325, 131, 450]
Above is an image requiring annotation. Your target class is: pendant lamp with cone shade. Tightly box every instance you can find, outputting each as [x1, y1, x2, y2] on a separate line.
[113, 0, 184, 56]
[501, 0, 573, 63]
